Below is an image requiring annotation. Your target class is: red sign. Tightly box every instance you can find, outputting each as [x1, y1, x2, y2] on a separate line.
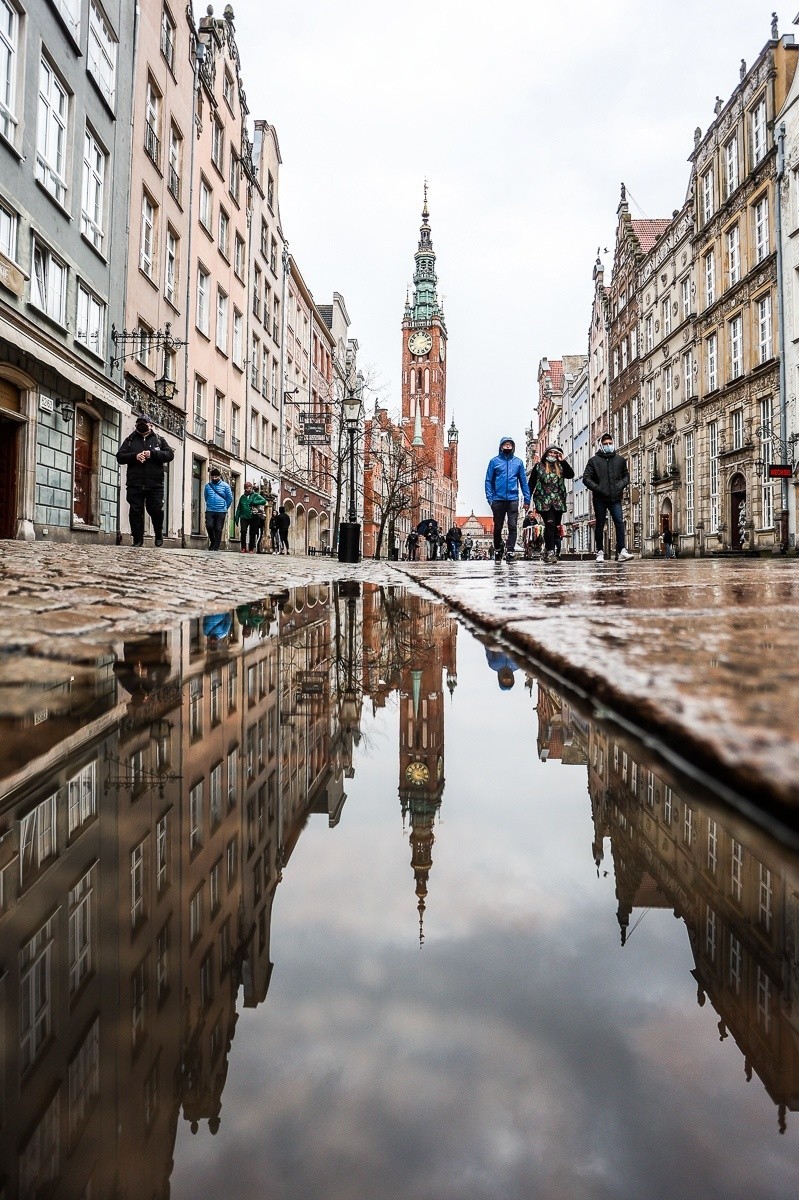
[768, 464, 793, 479]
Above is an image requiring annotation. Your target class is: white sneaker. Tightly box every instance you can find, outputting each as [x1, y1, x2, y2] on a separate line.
[595, 550, 604, 562]
[618, 548, 633, 562]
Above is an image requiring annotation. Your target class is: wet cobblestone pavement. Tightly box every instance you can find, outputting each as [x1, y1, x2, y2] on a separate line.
[2, 543, 799, 812]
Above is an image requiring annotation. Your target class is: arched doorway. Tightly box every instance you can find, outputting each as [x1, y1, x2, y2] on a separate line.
[319, 515, 330, 550]
[294, 504, 306, 554]
[730, 473, 747, 551]
[0, 380, 23, 539]
[307, 508, 319, 552]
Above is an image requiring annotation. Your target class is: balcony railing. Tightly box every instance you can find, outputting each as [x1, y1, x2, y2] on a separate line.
[144, 122, 161, 168]
[168, 164, 181, 203]
[192, 415, 207, 440]
[210, 427, 226, 451]
[231, 436, 241, 458]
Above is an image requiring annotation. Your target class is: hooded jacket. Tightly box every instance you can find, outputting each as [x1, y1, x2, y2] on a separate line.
[485, 437, 531, 505]
[582, 449, 630, 502]
[116, 429, 174, 486]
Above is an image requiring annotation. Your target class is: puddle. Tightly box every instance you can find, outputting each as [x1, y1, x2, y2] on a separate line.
[0, 583, 796, 1199]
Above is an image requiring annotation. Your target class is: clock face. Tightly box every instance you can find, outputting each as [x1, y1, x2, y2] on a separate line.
[405, 761, 430, 786]
[408, 331, 433, 356]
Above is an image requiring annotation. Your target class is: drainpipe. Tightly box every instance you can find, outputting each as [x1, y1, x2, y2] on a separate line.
[776, 121, 792, 550]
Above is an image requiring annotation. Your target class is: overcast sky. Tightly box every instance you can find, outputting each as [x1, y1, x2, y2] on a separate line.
[233, 0, 788, 514]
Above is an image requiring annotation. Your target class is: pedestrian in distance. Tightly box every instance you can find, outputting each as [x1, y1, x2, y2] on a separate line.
[234, 481, 268, 553]
[462, 535, 473, 560]
[528, 445, 574, 563]
[204, 468, 233, 551]
[662, 525, 675, 558]
[406, 530, 421, 561]
[116, 414, 174, 547]
[269, 511, 280, 553]
[445, 523, 462, 560]
[275, 505, 291, 554]
[484, 436, 530, 562]
[582, 433, 633, 562]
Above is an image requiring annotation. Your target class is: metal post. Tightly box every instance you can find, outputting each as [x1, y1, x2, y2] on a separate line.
[348, 425, 356, 523]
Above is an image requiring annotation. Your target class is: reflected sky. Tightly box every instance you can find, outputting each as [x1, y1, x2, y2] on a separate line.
[0, 586, 796, 1200]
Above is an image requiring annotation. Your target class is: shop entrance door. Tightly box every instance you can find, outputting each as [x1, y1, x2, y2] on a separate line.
[0, 416, 19, 539]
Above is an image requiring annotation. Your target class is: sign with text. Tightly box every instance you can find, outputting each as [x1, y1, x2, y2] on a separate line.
[768, 464, 793, 479]
[300, 421, 327, 436]
[297, 435, 331, 446]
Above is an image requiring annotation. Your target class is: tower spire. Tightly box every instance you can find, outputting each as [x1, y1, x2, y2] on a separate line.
[411, 181, 439, 324]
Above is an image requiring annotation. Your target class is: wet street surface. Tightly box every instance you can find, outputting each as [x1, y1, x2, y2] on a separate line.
[0, 583, 797, 1199]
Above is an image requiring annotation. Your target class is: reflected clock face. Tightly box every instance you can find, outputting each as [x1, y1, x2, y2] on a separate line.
[408, 331, 433, 356]
[405, 761, 430, 785]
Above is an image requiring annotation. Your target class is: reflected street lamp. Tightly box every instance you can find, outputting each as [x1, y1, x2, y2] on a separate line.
[338, 391, 362, 562]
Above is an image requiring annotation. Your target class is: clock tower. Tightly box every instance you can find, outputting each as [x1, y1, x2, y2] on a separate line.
[401, 186, 458, 532]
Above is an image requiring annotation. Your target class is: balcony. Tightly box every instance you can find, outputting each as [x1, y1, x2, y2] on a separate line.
[231, 436, 241, 458]
[209, 427, 226, 451]
[168, 164, 181, 203]
[192, 415, 207, 440]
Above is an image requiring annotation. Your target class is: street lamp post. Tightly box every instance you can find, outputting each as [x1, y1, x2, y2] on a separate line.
[338, 391, 362, 562]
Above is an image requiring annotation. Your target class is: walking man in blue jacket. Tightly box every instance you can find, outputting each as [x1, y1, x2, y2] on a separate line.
[204, 467, 234, 551]
[484, 436, 531, 562]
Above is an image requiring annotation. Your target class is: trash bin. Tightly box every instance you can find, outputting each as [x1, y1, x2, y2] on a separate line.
[338, 522, 361, 563]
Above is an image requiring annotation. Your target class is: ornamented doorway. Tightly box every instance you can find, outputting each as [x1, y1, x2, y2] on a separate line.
[730, 473, 747, 551]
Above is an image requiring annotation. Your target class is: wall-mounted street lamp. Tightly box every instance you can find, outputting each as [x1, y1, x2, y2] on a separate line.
[55, 398, 74, 422]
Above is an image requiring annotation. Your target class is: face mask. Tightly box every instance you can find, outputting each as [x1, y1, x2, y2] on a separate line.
[135, 421, 151, 435]
[601, 443, 615, 455]
[501, 447, 513, 458]
[545, 454, 556, 463]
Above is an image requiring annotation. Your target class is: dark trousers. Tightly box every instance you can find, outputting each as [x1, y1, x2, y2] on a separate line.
[278, 530, 289, 553]
[593, 498, 625, 553]
[205, 511, 226, 551]
[491, 500, 519, 553]
[542, 508, 563, 553]
[270, 527, 280, 552]
[127, 485, 164, 543]
[240, 516, 264, 551]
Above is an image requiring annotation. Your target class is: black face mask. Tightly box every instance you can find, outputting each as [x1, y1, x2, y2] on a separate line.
[501, 447, 513, 458]
[135, 422, 151, 435]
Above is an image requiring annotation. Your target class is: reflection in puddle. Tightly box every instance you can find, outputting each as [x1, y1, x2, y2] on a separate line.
[0, 584, 796, 1198]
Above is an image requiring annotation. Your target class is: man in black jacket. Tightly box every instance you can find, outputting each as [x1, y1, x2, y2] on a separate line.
[582, 433, 633, 562]
[116, 415, 174, 547]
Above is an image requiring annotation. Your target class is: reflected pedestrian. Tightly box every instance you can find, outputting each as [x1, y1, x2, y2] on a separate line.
[582, 433, 633, 562]
[528, 445, 574, 564]
[116, 414, 174, 547]
[484, 436, 530, 563]
[204, 467, 233, 551]
[485, 646, 520, 690]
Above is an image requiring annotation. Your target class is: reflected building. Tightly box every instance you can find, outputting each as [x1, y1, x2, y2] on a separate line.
[535, 682, 589, 766]
[587, 719, 799, 1132]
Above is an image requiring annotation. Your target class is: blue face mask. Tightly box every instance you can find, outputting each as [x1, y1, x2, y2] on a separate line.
[601, 443, 615, 455]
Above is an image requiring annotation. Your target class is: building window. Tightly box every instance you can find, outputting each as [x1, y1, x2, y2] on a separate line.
[270, 236, 278, 275]
[196, 265, 210, 335]
[140, 192, 156, 279]
[68, 1018, 99, 1144]
[227, 745, 238, 806]
[69, 864, 95, 993]
[707, 332, 717, 392]
[754, 196, 769, 263]
[757, 294, 773, 363]
[135, 323, 152, 371]
[684, 431, 694, 534]
[707, 818, 718, 873]
[732, 408, 743, 450]
[729, 934, 742, 994]
[645, 314, 653, 351]
[216, 288, 228, 353]
[751, 98, 767, 166]
[705, 906, 717, 962]
[727, 225, 741, 286]
[199, 175, 212, 230]
[156, 810, 170, 893]
[211, 115, 223, 171]
[76, 284, 105, 353]
[0, 0, 19, 144]
[757, 966, 771, 1033]
[701, 168, 713, 224]
[218, 206, 229, 258]
[189, 883, 203, 943]
[160, 5, 175, 70]
[232, 309, 243, 367]
[68, 761, 97, 835]
[663, 364, 672, 411]
[131, 957, 147, 1047]
[81, 127, 106, 250]
[168, 123, 182, 201]
[709, 420, 719, 530]
[234, 232, 245, 278]
[209, 762, 222, 828]
[267, 170, 275, 209]
[725, 137, 739, 197]
[646, 377, 654, 422]
[681, 276, 691, 320]
[759, 863, 773, 932]
[20, 794, 57, 885]
[36, 57, 69, 204]
[661, 298, 671, 336]
[0, 197, 17, 259]
[222, 67, 233, 109]
[210, 857, 221, 914]
[729, 314, 743, 380]
[683, 348, 694, 398]
[88, 1, 117, 107]
[156, 921, 169, 1001]
[164, 226, 178, 304]
[144, 77, 160, 165]
[704, 251, 715, 307]
[20, 914, 55, 1073]
[731, 839, 743, 901]
[131, 836, 148, 929]
[189, 781, 203, 852]
[229, 149, 239, 201]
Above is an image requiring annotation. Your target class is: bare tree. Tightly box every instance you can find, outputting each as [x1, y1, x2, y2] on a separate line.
[367, 418, 434, 559]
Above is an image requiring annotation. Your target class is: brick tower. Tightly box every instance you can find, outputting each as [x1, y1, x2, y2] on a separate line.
[401, 187, 458, 530]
